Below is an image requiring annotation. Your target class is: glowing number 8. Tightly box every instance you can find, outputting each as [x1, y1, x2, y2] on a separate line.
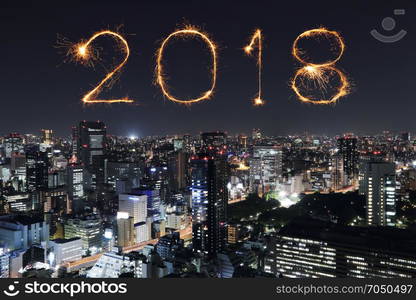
[291, 28, 349, 104]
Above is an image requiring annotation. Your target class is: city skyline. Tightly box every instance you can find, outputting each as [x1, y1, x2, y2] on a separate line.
[1, 0, 415, 137]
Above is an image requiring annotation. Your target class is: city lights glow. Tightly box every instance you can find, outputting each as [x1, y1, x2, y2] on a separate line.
[70, 30, 134, 104]
[244, 29, 265, 106]
[156, 26, 217, 104]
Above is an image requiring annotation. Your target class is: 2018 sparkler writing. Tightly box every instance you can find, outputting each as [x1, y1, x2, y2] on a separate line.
[63, 25, 351, 106]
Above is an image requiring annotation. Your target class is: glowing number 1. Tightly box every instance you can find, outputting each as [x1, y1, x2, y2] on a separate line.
[244, 29, 265, 106]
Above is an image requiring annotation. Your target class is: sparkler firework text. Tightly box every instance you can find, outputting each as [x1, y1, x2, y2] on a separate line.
[291, 28, 350, 104]
[155, 26, 217, 104]
[244, 29, 265, 106]
[62, 25, 351, 107]
[71, 30, 134, 104]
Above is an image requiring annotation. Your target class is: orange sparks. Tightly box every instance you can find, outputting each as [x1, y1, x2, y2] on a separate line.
[292, 28, 345, 67]
[244, 29, 265, 106]
[291, 65, 349, 105]
[156, 26, 217, 104]
[291, 28, 349, 104]
[73, 30, 133, 104]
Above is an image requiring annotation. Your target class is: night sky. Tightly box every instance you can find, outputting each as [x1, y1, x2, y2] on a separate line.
[1, 0, 415, 137]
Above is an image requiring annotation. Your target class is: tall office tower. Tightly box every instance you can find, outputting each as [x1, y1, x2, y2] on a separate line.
[116, 212, 135, 248]
[41, 129, 53, 145]
[360, 160, 396, 227]
[144, 165, 169, 203]
[78, 121, 106, 192]
[337, 136, 358, 184]
[249, 146, 283, 196]
[25, 145, 49, 192]
[167, 151, 187, 192]
[4, 133, 24, 158]
[191, 154, 228, 258]
[71, 126, 79, 156]
[331, 153, 346, 191]
[10, 152, 26, 183]
[118, 194, 147, 224]
[67, 156, 85, 214]
[201, 132, 227, 153]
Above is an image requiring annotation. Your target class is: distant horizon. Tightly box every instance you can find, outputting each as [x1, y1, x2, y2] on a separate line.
[1, 124, 415, 140]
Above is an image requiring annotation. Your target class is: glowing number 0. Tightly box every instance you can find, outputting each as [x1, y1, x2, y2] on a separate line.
[156, 28, 217, 104]
[76, 30, 133, 104]
[291, 28, 349, 104]
[244, 29, 265, 106]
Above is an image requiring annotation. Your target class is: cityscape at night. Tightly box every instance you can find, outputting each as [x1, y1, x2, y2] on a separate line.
[1, 1, 416, 297]
[2, 127, 416, 279]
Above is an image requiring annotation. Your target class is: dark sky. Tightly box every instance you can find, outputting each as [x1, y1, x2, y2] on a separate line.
[1, 0, 415, 137]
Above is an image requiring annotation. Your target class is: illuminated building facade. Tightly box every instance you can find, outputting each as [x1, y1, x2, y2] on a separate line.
[337, 136, 358, 184]
[25, 145, 49, 192]
[118, 194, 147, 224]
[0, 249, 9, 278]
[116, 212, 135, 248]
[78, 121, 106, 192]
[64, 215, 102, 255]
[265, 217, 416, 278]
[191, 154, 228, 258]
[49, 237, 82, 266]
[4, 133, 24, 158]
[249, 146, 282, 195]
[66, 159, 85, 214]
[360, 160, 396, 226]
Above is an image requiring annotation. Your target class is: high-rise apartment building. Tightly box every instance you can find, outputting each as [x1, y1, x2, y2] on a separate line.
[360, 160, 396, 226]
[191, 154, 228, 258]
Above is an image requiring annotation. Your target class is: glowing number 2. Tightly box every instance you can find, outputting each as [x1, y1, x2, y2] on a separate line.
[156, 27, 217, 104]
[76, 30, 133, 104]
[244, 29, 265, 106]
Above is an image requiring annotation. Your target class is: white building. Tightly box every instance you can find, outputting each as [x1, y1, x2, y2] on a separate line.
[249, 146, 283, 196]
[87, 251, 149, 278]
[134, 222, 150, 244]
[0, 215, 49, 251]
[166, 212, 186, 230]
[49, 238, 82, 266]
[118, 194, 147, 224]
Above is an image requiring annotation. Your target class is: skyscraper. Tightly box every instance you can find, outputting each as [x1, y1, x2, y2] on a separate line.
[337, 136, 358, 184]
[25, 145, 49, 192]
[78, 121, 106, 192]
[360, 160, 396, 227]
[331, 153, 346, 191]
[249, 146, 283, 196]
[191, 154, 228, 258]
[167, 151, 187, 192]
[67, 156, 85, 214]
